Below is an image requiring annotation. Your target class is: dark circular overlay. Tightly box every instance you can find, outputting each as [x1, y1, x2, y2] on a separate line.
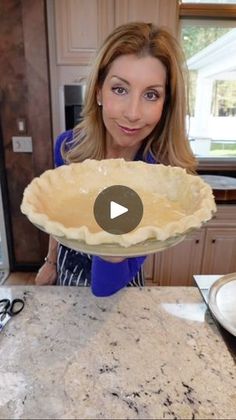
[93, 185, 143, 235]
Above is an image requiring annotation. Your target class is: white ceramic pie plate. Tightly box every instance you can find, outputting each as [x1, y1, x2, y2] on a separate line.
[36, 223, 186, 256]
[53, 233, 186, 257]
[208, 272, 236, 337]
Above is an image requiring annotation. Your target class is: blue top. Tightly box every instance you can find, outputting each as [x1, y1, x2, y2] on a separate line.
[54, 130, 157, 297]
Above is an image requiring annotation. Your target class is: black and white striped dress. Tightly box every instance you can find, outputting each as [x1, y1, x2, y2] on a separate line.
[56, 244, 145, 287]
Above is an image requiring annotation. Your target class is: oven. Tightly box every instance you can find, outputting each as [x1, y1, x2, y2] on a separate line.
[64, 84, 85, 130]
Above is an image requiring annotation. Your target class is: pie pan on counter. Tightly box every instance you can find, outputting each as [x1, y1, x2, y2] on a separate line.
[208, 273, 236, 337]
[21, 158, 216, 255]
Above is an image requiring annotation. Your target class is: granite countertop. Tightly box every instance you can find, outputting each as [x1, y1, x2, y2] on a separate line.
[0, 286, 235, 419]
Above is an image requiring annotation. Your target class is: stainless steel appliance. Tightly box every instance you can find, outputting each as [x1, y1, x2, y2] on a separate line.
[0, 184, 9, 284]
[64, 85, 85, 130]
[0, 118, 9, 284]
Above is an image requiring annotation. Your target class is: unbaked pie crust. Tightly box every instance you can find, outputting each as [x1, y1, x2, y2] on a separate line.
[21, 159, 216, 247]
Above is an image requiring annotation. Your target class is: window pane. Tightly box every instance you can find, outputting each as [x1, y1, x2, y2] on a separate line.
[181, 20, 236, 158]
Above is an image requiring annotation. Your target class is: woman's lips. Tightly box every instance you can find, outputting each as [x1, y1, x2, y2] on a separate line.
[118, 124, 141, 135]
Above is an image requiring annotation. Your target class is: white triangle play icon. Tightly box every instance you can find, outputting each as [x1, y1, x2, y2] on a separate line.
[110, 201, 128, 220]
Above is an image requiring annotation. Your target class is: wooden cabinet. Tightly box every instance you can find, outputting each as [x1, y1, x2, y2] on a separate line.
[144, 230, 205, 286]
[159, 230, 205, 286]
[144, 253, 161, 283]
[115, 0, 178, 34]
[55, 0, 115, 65]
[54, 0, 179, 65]
[201, 206, 236, 275]
[202, 228, 236, 274]
[143, 254, 155, 283]
[144, 205, 236, 286]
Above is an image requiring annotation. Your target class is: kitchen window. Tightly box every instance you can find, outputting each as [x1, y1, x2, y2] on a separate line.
[179, 1, 236, 169]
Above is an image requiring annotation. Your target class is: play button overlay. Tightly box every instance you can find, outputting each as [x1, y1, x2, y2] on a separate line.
[110, 201, 128, 219]
[93, 185, 143, 235]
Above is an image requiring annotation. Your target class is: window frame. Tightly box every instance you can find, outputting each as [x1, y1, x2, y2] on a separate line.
[179, 1, 236, 171]
[180, 2, 236, 19]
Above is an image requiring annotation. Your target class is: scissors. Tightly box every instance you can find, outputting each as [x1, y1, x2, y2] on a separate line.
[0, 298, 25, 332]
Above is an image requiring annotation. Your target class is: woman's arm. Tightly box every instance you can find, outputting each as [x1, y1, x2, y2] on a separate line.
[91, 255, 146, 296]
[35, 236, 58, 285]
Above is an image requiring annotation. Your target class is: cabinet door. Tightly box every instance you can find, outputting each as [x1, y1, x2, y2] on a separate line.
[143, 253, 162, 285]
[55, 0, 115, 65]
[201, 228, 236, 274]
[143, 254, 155, 285]
[115, 0, 178, 34]
[157, 230, 205, 286]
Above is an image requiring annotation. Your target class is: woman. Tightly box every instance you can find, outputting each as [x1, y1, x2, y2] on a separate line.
[35, 22, 196, 296]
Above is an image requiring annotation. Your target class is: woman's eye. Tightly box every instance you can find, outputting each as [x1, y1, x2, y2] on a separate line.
[145, 91, 160, 101]
[112, 86, 127, 95]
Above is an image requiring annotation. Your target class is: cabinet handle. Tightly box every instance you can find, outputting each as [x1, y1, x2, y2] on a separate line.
[195, 239, 199, 244]
[212, 239, 216, 243]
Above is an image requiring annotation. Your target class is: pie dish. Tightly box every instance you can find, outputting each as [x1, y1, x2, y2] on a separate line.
[21, 159, 216, 252]
[208, 273, 236, 337]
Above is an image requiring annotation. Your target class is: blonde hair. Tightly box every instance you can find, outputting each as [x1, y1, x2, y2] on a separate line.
[62, 22, 196, 173]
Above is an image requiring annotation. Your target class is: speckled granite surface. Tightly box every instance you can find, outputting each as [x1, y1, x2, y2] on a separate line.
[0, 286, 235, 419]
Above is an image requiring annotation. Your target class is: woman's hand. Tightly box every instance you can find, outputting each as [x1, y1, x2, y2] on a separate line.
[98, 256, 126, 263]
[35, 262, 57, 285]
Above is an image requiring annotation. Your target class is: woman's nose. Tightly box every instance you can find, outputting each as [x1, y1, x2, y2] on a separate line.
[124, 96, 141, 122]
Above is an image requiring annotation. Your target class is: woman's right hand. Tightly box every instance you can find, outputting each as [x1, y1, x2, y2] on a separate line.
[35, 262, 57, 285]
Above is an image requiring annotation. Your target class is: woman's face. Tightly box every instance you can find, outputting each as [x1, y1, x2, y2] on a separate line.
[97, 54, 166, 152]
